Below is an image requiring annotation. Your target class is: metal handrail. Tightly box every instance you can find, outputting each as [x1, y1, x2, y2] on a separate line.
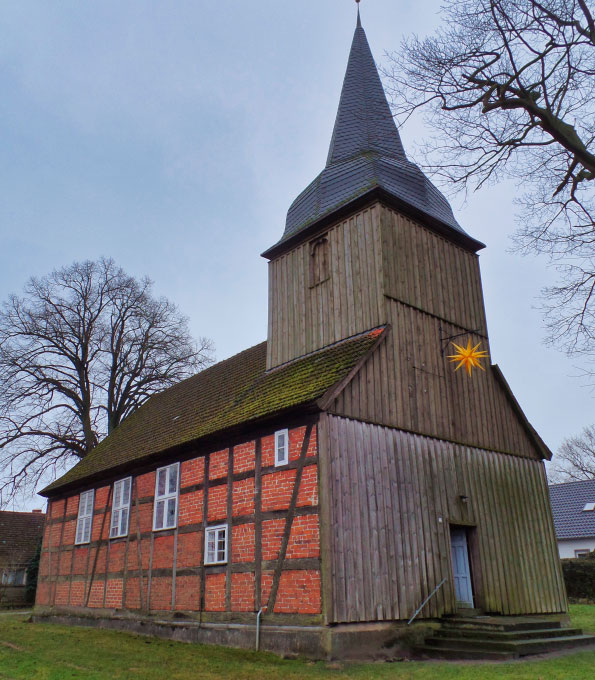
[407, 578, 447, 625]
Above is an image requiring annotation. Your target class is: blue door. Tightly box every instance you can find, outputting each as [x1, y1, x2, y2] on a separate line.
[450, 527, 474, 607]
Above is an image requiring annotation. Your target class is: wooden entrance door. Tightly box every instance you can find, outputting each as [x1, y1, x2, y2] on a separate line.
[450, 527, 474, 607]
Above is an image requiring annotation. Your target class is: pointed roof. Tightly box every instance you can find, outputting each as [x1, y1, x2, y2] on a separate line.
[326, 15, 405, 165]
[263, 15, 484, 258]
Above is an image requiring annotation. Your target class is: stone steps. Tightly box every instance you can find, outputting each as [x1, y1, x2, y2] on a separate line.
[436, 626, 584, 641]
[442, 616, 562, 632]
[426, 633, 595, 655]
[414, 616, 595, 661]
[415, 644, 516, 661]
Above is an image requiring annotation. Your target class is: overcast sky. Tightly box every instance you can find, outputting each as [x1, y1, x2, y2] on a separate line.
[1, 1, 592, 509]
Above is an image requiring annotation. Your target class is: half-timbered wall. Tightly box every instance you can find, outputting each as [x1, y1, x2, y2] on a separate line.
[318, 414, 566, 625]
[37, 425, 321, 617]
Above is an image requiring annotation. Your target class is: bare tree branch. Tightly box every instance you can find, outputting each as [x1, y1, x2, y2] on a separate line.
[552, 424, 595, 479]
[384, 0, 595, 361]
[0, 258, 214, 505]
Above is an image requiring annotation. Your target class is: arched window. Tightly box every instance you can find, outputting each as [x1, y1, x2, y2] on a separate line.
[309, 236, 330, 287]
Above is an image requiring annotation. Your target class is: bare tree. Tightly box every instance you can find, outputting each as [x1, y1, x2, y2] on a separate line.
[385, 0, 595, 356]
[552, 424, 595, 480]
[0, 258, 213, 503]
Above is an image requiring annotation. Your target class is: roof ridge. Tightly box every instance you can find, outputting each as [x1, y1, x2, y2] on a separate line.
[265, 325, 386, 374]
[549, 479, 595, 487]
[0, 509, 46, 516]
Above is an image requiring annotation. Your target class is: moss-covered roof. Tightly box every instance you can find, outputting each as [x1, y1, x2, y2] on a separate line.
[41, 329, 383, 496]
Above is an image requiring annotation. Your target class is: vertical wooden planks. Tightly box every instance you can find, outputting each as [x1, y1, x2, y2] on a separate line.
[317, 416, 335, 624]
[266, 204, 387, 369]
[324, 415, 565, 624]
[329, 296, 543, 461]
[381, 207, 487, 332]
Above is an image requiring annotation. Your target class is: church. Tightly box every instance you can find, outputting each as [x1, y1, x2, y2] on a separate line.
[34, 12, 569, 658]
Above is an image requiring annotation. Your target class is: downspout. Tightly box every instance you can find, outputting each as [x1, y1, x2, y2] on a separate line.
[255, 606, 267, 651]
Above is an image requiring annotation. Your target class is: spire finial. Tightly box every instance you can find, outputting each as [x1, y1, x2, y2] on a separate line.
[355, 0, 361, 27]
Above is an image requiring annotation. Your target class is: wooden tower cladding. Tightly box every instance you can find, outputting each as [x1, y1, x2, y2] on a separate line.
[267, 204, 386, 369]
[267, 199, 543, 458]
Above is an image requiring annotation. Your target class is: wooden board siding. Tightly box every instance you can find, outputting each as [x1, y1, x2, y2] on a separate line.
[331, 301, 542, 459]
[267, 204, 385, 369]
[318, 414, 566, 624]
[36, 424, 321, 619]
[382, 206, 487, 334]
[267, 202, 487, 371]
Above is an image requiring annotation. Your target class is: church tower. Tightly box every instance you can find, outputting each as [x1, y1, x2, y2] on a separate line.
[263, 12, 546, 459]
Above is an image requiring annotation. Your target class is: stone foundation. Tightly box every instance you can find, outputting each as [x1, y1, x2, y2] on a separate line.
[31, 607, 435, 659]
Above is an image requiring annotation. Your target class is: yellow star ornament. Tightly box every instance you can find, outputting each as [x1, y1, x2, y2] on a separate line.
[447, 339, 489, 377]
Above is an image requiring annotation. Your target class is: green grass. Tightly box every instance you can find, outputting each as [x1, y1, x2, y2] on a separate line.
[567, 604, 595, 634]
[0, 606, 594, 680]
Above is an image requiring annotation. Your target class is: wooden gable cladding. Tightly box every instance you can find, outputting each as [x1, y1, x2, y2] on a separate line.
[318, 415, 566, 625]
[330, 302, 543, 460]
[267, 204, 385, 369]
[381, 205, 487, 334]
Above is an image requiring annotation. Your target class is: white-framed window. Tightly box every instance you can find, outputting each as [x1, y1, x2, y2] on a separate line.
[205, 524, 228, 565]
[582, 502, 595, 512]
[75, 489, 95, 545]
[110, 476, 132, 539]
[575, 549, 590, 558]
[153, 462, 179, 531]
[275, 428, 289, 467]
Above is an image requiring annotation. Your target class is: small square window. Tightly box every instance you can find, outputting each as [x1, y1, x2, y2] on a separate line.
[110, 477, 132, 539]
[205, 524, 228, 565]
[75, 489, 95, 545]
[275, 429, 289, 467]
[582, 502, 595, 512]
[153, 463, 180, 531]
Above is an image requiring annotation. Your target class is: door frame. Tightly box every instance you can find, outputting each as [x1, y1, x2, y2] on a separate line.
[448, 523, 479, 609]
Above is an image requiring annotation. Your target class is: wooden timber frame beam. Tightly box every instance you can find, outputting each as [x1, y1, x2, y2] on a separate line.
[133, 477, 146, 611]
[85, 484, 113, 608]
[266, 423, 314, 613]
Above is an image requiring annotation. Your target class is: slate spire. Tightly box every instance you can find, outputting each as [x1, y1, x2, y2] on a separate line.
[326, 15, 405, 166]
[263, 13, 484, 258]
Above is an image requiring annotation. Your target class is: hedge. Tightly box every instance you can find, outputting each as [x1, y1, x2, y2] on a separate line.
[561, 551, 595, 602]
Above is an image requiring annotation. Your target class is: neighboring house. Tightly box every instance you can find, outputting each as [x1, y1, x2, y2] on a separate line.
[34, 14, 567, 658]
[0, 510, 45, 607]
[549, 480, 595, 559]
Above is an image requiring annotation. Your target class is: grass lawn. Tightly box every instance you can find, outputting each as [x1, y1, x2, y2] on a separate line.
[0, 606, 594, 680]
